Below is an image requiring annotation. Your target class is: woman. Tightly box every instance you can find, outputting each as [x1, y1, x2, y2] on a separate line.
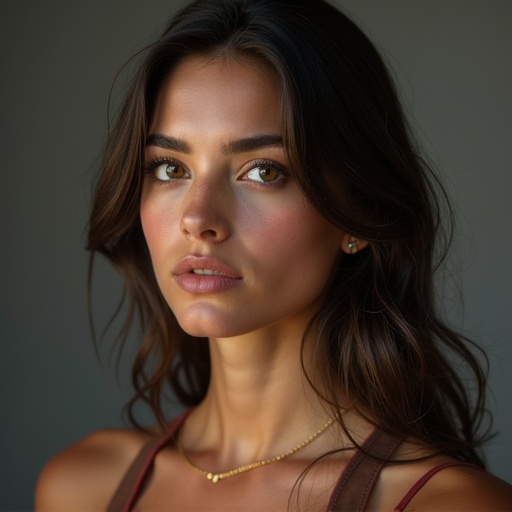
[36, 0, 512, 510]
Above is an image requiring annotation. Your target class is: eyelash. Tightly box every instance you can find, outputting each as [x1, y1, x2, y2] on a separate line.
[142, 158, 289, 188]
[241, 159, 289, 189]
[142, 157, 186, 185]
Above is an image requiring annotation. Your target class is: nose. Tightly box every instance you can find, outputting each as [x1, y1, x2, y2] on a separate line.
[180, 178, 231, 242]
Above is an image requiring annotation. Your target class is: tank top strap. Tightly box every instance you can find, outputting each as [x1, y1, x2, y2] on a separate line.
[393, 460, 483, 511]
[106, 410, 191, 512]
[327, 428, 403, 512]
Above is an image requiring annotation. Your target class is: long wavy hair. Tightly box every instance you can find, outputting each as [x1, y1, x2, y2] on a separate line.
[88, 0, 490, 466]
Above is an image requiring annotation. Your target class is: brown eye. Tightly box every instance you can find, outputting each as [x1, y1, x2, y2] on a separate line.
[258, 166, 280, 182]
[245, 164, 283, 183]
[154, 163, 187, 181]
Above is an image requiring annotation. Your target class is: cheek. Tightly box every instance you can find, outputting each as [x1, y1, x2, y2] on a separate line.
[140, 194, 176, 268]
[242, 199, 343, 270]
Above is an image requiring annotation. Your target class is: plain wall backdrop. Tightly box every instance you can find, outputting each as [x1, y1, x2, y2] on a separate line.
[1, 1, 511, 510]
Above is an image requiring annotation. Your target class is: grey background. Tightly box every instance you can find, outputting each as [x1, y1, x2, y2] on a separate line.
[1, 1, 511, 510]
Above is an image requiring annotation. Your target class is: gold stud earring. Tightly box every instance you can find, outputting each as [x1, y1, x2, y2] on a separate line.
[347, 239, 359, 254]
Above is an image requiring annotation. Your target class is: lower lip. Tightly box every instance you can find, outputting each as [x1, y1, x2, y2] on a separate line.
[174, 273, 242, 293]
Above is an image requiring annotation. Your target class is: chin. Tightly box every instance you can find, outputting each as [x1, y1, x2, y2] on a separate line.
[175, 312, 246, 339]
[179, 322, 247, 339]
[175, 310, 274, 340]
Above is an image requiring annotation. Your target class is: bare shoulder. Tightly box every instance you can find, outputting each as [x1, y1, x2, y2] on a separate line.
[374, 438, 512, 512]
[35, 427, 155, 512]
[404, 463, 512, 512]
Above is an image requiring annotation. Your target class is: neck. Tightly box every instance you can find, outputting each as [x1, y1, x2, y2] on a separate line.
[183, 326, 334, 466]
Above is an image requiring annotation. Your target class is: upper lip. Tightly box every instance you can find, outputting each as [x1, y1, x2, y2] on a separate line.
[173, 255, 242, 278]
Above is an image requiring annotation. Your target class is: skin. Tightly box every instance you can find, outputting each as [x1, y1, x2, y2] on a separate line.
[140, 56, 349, 341]
[140, 53, 353, 469]
[35, 56, 512, 511]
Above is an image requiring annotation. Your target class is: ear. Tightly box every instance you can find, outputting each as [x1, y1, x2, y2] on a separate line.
[340, 234, 369, 255]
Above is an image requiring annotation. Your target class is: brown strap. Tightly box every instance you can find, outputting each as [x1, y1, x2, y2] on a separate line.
[106, 411, 190, 512]
[327, 428, 403, 512]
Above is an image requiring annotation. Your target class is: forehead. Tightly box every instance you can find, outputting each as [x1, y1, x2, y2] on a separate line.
[149, 55, 282, 137]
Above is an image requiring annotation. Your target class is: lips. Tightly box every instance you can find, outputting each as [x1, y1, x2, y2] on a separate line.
[173, 256, 242, 293]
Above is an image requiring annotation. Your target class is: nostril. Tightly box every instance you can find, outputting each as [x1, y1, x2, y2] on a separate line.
[179, 185, 232, 242]
[180, 214, 230, 242]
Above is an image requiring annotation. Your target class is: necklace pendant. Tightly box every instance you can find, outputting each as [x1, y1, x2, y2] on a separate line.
[178, 418, 334, 484]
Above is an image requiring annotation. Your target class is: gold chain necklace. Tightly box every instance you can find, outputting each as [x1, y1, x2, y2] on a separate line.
[176, 417, 334, 483]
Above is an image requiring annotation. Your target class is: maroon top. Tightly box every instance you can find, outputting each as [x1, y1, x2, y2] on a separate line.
[107, 411, 480, 512]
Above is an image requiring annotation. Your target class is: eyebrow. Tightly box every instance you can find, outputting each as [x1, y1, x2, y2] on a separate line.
[222, 134, 283, 154]
[145, 134, 191, 153]
[145, 133, 283, 155]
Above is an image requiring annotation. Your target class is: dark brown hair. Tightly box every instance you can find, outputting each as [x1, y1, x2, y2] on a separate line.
[88, 0, 490, 466]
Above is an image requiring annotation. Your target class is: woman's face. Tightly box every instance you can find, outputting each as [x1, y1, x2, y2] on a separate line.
[140, 55, 350, 339]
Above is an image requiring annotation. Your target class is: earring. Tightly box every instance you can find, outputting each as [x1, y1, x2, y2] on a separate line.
[347, 239, 359, 254]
